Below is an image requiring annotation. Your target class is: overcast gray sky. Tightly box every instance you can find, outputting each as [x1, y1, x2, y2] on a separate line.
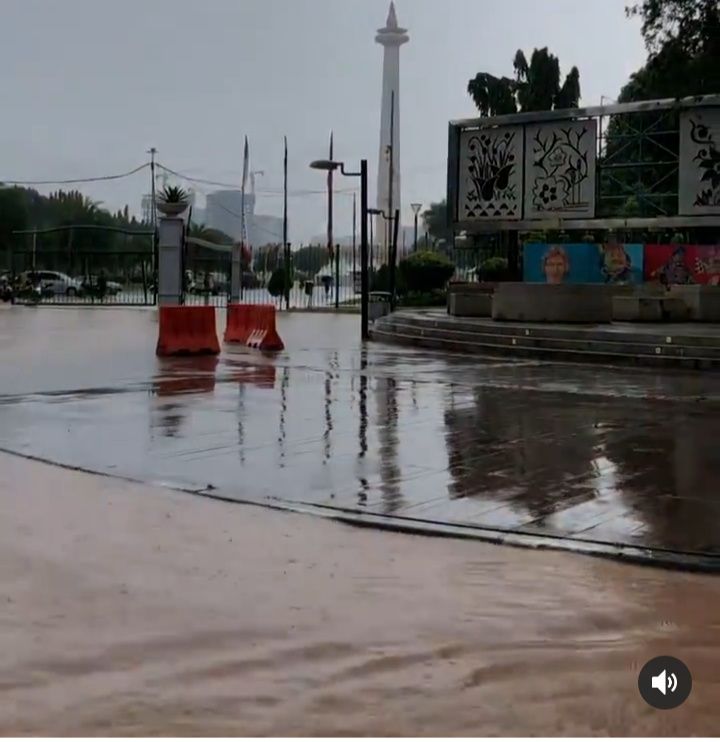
[0, 0, 645, 241]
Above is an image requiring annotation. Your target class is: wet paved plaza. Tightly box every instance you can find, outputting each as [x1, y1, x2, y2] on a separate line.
[2, 305, 720, 567]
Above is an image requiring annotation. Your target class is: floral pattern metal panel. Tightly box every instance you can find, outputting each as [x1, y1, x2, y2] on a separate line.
[457, 126, 523, 221]
[679, 108, 720, 215]
[523, 119, 597, 219]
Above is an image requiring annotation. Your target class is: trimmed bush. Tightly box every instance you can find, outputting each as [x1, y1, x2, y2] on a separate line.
[370, 263, 407, 295]
[398, 250, 455, 293]
[267, 266, 293, 298]
[476, 256, 508, 281]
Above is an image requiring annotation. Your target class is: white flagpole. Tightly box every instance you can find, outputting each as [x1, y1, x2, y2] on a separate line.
[232, 136, 250, 303]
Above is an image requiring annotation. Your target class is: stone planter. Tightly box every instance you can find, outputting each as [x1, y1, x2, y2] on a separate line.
[156, 201, 189, 217]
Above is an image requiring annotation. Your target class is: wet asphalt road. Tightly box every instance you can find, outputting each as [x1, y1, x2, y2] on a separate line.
[2, 305, 720, 565]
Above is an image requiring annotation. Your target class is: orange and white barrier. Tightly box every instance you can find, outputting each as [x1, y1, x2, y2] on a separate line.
[156, 306, 220, 356]
[225, 304, 284, 351]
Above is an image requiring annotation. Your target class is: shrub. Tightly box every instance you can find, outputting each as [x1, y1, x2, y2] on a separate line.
[398, 250, 455, 293]
[267, 266, 293, 298]
[370, 263, 407, 295]
[477, 256, 508, 280]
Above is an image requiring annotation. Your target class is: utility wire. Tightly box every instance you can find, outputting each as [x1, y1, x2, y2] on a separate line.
[156, 162, 356, 197]
[0, 162, 150, 186]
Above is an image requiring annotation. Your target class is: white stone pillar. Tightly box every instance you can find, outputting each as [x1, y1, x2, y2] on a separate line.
[157, 217, 184, 306]
[375, 2, 408, 260]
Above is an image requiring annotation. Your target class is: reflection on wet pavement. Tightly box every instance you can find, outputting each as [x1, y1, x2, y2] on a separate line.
[2, 307, 720, 565]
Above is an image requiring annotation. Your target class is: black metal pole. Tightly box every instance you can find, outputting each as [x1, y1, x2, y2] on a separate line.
[335, 243, 340, 308]
[148, 148, 157, 300]
[389, 208, 399, 311]
[360, 159, 369, 341]
[283, 136, 289, 310]
[413, 212, 418, 252]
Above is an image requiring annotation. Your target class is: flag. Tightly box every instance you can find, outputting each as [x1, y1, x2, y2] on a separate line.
[241, 135, 249, 191]
[327, 131, 334, 258]
[282, 136, 288, 250]
[282, 136, 289, 308]
[240, 136, 249, 248]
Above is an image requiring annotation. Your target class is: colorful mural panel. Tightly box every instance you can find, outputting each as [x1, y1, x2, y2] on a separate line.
[523, 243, 644, 284]
[644, 245, 720, 286]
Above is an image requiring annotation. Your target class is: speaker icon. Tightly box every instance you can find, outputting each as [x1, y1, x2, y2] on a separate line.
[651, 669, 678, 696]
[639, 655, 691, 709]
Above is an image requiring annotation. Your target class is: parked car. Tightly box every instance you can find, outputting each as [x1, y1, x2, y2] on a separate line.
[20, 270, 85, 297]
[82, 276, 123, 296]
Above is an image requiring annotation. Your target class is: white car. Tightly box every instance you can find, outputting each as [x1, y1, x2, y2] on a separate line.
[31, 270, 85, 297]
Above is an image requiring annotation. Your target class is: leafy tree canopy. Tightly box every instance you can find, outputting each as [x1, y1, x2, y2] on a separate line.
[468, 47, 580, 117]
[421, 200, 452, 244]
[627, 0, 719, 56]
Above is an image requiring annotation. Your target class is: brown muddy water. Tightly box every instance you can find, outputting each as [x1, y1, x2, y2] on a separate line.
[1, 452, 719, 736]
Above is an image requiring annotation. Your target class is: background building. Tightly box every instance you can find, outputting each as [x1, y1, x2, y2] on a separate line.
[205, 190, 255, 240]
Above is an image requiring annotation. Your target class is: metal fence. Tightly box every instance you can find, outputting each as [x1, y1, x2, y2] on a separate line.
[7, 225, 370, 310]
[184, 244, 362, 309]
[9, 225, 156, 305]
[9, 249, 156, 305]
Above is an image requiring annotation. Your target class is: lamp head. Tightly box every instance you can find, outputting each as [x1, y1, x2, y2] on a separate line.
[309, 159, 341, 171]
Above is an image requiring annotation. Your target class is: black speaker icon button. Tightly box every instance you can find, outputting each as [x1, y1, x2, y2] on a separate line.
[638, 656, 692, 710]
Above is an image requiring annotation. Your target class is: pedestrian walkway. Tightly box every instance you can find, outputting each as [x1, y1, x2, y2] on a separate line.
[1, 306, 720, 568]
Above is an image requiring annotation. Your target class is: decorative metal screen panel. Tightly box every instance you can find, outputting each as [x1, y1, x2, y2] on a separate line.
[457, 126, 523, 221]
[523, 119, 597, 219]
[679, 108, 720, 215]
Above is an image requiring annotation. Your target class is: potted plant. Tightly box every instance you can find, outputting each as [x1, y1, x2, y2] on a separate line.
[156, 185, 190, 217]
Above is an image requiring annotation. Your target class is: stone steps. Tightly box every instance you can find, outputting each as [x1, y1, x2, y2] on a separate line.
[372, 313, 720, 369]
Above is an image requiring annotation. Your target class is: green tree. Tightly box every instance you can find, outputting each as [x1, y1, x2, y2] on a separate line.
[599, 0, 719, 216]
[627, 0, 720, 55]
[253, 244, 280, 274]
[0, 187, 29, 257]
[466, 73, 517, 117]
[292, 245, 329, 274]
[188, 222, 233, 245]
[467, 47, 580, 116]
[421, 200, 452, 245]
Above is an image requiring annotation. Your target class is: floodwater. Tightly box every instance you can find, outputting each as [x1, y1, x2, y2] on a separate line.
[1, 452, 720, 736]
[1, 305, 720, 734]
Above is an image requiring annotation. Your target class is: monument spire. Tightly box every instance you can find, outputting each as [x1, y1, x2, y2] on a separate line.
[375, 2, 408, 258]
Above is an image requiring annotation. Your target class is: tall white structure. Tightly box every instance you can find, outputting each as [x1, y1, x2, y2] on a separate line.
[375, 1, 408, 255]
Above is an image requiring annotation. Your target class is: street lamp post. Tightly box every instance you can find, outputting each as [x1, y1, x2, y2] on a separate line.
[310, 158, 369, 340]
[411, 202, 422, 252]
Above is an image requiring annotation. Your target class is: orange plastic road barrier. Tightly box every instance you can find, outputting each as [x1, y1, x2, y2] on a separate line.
[225, 304, 284, 351]
[156, 305, 220, 356]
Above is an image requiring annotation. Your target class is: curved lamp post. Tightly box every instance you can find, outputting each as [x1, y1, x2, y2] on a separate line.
[310, 159, 369, 340]
[410, 202, 422, 252]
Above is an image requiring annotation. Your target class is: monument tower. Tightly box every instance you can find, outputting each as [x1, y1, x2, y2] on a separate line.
[375, 2, 408, 255]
